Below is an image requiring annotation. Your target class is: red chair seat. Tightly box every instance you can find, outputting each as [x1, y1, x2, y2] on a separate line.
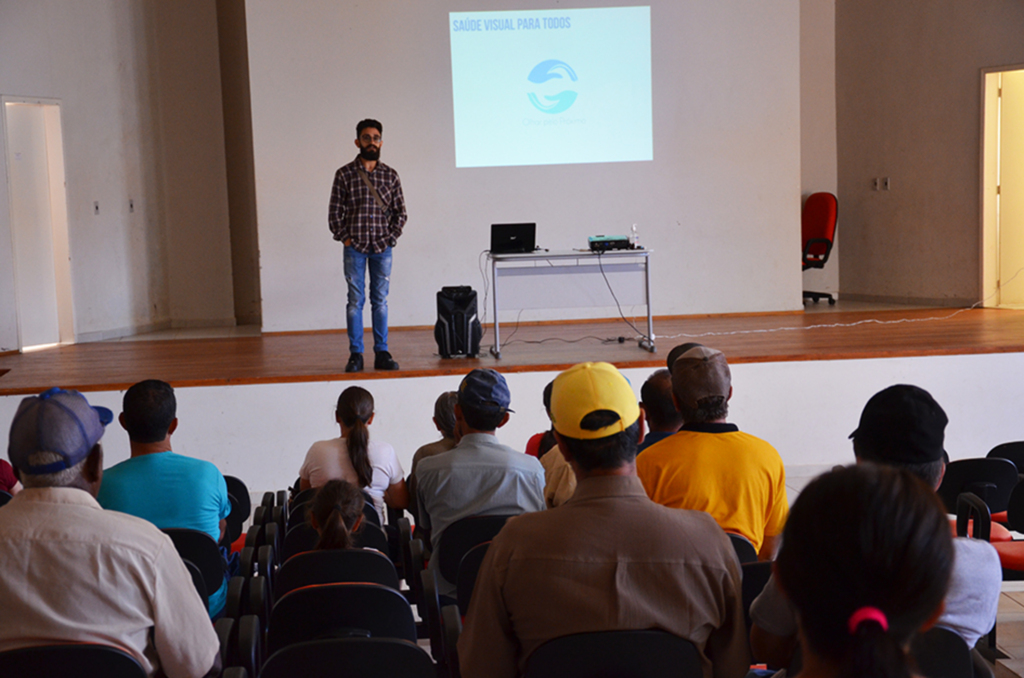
[949, 517, 1014, 542]
[993, 510, 1009, 524]
[993, 540, 1024, 570]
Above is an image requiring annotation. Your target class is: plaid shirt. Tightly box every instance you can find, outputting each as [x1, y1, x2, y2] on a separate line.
[328, 156, 407, 254]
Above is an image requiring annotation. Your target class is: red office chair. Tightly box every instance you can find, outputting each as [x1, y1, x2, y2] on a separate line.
[802, 192, 838, 304]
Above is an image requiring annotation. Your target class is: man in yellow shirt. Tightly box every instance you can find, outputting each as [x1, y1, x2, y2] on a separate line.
[636, 343, 787, 560]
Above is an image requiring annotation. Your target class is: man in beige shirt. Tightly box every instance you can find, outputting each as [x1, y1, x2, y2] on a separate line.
[458, 362, 748, 678]
[0, 388, 221, 678]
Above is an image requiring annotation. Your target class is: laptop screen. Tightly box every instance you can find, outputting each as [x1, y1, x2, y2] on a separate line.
[490, 223, 536, 254]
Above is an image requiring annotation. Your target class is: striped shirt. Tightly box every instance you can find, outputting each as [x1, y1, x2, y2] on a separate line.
[328, 156, 407, 254]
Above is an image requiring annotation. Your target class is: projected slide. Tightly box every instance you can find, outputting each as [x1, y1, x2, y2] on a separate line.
[450, 6, 652, 168]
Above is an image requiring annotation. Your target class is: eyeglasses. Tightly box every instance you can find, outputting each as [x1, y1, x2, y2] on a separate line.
[360, 134, 382, 143]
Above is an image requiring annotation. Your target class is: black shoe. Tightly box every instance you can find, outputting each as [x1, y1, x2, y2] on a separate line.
[374, 350, 399, 371]
[345, 353, 364, 373]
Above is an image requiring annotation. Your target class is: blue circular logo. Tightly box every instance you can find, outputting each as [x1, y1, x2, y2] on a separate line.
[527, 60, 578, 114]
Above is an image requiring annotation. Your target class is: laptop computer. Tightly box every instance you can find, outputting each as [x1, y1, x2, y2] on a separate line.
[490, 223, 536, 254]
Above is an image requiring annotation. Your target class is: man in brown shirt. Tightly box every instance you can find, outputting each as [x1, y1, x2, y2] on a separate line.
[458, 362, 748, 678]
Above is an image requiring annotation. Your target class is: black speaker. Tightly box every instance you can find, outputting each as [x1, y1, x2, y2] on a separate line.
[435, 286, 482, 359]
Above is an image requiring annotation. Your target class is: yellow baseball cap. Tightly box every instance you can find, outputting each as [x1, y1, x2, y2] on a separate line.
[551, 362, 640, 439]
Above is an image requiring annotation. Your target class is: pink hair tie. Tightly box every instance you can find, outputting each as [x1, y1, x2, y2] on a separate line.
[848, 607, 889, 635]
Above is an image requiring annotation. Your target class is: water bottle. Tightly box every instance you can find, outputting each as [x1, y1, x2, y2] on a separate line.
[631, 223, 639, 249]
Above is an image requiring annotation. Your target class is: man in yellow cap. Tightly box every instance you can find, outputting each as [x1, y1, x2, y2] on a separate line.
[458, 362, 748, 678]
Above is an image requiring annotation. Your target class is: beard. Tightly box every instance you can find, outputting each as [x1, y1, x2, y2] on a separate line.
[360, 146, 380, 161]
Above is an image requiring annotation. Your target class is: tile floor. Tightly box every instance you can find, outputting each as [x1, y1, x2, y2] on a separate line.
[996, 585, 1024, 678]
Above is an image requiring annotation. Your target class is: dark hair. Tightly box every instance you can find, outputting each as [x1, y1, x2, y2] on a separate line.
[309, 480, 365, 550]
[433, 392, 459, 439]
[542, 381, 554, 414]
[122, 380, 176, 443]
[775, 464, 953, 678]
[557, 412, 639, 472]
[460, 403, 506, 432]
[641, 369, 682, 430]
[356, 119, 382, 137]
[852, 439, 946, 488]
[675, 395, 728, 424]
[337, 387, 374, 488]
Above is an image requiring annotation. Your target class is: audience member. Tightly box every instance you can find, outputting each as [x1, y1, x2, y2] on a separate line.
[458, 362, 748, 678]
[97, 379, 232, 618]
[535, 380, 576, 507]
[308, 479, 365, 550]
[408, 390, 458, 519]
[0, 458, 21, 494]
[636, 343, 787, 560]
[0, 387, 220, 678]
[415, 368, 545, 597]
[524, 381, 557, 459]
[298, 385, 409, 523]
[750, 384, 1001, 668]
[774, 464, 953, 678]
[637, 368, 682, 452]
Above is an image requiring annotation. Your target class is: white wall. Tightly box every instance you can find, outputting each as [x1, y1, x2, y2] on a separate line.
[0, 1, 235, 349]
[246, 0, 804, 333]
[800, 0, 839, 297]
[3, 353, 1021, 494]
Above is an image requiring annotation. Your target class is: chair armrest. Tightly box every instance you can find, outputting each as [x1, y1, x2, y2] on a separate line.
[956, 492, 991, 541]
[442, 604, 463, 678]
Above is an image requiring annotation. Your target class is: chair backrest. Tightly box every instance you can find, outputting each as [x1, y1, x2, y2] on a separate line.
[1006, 482, 1024, 533]
[362, 501, 382, 527]
[352, 522, 390, 558]
[728, 533, 758, 564]
[224, 475, 252, 523]
[437, 515, 512, 585]
[457, 540, 491, 615]
[290, 487, 317, 507]
[0, 490, 12, 507]
[260, 638, 435, 678]
[0, 643, 147, 678]
[937, 458, 1019, 514]
[524, 630, 702, 678]
[275, 548, 400, 600]
[267, 582, 418, 654]
[801, 192, 838, 269]
[910, 626, 973, 678]
[161, 528, 225, 598]
[741, 561, 773, 633]
[287, 501, 310, 532]
[183, 559, 210, 610]
[987, 441, 1024, 474]
[283, 522, 319, 562]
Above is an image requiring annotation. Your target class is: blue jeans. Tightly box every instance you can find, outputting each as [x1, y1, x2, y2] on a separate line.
[344, 246, 392, 354]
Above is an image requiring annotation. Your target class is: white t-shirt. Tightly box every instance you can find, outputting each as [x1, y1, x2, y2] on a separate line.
[299, 437, 405, 522]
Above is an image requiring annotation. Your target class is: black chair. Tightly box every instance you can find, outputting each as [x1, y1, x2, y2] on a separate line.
[0, 490, 12, 507]
[224, 475, 252, 523]
[524, 630, 703, 678]
[222, 494, 244, 547]
[274, 548, 400, 600]
[728, 533, 758, 564]
[457, 541, 491, 615]
[290, 487, 316, 507]
[183, 559, 210, 611]
[0, 644, 147, 677]
[286, 501, 310, 532]
[421, 568, 445, 662]
[987, 441, 1024, 474]
[266, 582, 418, 655]
[282, 522, 319, 562]
[442, 604, 463, 678]
[362, 501, 382, 528]
[437, 515, 512, 587]
[353, 522, 391, 558]
[937, 458, 1019, 515]
[741, 561, 773, 634]
[162, 528, 225, 609]
[259, 638, 435, 678]
[910, 626, 973, 678]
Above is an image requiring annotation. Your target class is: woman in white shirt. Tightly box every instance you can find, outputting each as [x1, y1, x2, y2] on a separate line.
[299, 386, 409, 523]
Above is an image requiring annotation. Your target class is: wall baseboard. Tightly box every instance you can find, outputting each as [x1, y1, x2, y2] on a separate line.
[170, 317, 237, 330]
[76, 320, 173, 344]
[837, 293, 974, 308]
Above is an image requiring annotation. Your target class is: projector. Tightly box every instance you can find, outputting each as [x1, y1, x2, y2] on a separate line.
[588, 235, 632, 252]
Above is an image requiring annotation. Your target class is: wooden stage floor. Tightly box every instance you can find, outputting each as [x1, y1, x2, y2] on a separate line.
[2, 306, 1024, 396]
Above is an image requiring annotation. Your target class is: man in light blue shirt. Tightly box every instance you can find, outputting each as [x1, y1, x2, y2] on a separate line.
[416, 369, 545, 596]
[97, 380, 231, 618]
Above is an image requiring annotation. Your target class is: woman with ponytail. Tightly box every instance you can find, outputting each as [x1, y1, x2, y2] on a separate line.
[299, 386, 409, 522]
[308, 480, 365, 550]
[775, 464, 954, 678]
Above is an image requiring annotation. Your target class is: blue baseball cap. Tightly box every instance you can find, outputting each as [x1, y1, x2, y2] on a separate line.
[8, 387, 113, 475]
[458, 369, 513, 413]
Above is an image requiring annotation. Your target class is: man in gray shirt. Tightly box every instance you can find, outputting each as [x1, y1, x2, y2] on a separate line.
[415, 369, 545, 596]
[750, 384, 1001, 668]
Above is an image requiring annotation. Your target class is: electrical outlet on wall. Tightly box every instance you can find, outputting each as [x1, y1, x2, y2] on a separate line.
[872, 178, 880, 191]
[882, 177, 891, 190]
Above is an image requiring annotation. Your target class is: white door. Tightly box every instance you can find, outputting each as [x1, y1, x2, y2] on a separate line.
[4, 100, 73, 348]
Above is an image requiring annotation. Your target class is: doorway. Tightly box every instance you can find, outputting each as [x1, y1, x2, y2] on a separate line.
[982, 68, 1024, 308]
[2, 98, 74, 349]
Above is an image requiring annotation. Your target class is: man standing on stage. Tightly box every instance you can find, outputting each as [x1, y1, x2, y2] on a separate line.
[329, 118, 407, 373]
